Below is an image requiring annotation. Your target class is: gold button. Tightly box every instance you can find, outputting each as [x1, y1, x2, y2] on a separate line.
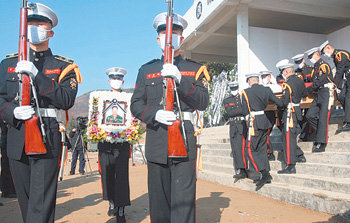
[12, 77, 15, 80]
[34, 58, 39, 61]
[152, 82, 155, 85]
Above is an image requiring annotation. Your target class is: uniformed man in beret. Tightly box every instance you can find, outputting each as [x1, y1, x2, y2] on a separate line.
[98, 67, 130, 223]
[320, 40, 350, 133]
[276, 60, 308, 174]
[241, 73, 283, 190]
[0, 2, 81, 223]
[131, 12, 209, 223]
[260, 71, 282, 161]
[304, 47, 336, 153]
[223, 82, 248, 181]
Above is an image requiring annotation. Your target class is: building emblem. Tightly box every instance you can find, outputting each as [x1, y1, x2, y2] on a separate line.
[196, 1, 202, 20]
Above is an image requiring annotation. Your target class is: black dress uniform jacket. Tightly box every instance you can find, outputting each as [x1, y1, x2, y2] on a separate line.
[333, 49, 350, 87]
[0, 49, 78, 160]
[223, 95, 247, 170]
[242, 84, 283, 130]
[131, 55, 209, 165]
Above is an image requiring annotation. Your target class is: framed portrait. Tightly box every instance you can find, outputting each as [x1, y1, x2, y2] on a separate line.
[87, 90, 133, 143]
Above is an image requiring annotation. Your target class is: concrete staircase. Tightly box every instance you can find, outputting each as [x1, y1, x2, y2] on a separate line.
[198, 123, 350, 218]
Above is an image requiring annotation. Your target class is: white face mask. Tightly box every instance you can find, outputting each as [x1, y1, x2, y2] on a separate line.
[231, 90, 239, 96]
[158, 34, 182, 51]
[310, 58, 317, 64]
[28, 25, 51, 44]
[262, 78, 269, 85]
[109, 80, 123, 90]
[298, 62, 305, 69]
[325, 53, 332, 58]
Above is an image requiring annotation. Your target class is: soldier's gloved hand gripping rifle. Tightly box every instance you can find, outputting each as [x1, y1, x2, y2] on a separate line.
[162, 0, 188, 158]
[18, 0, 47, 155]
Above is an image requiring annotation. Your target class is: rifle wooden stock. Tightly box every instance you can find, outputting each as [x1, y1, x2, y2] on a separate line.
[18, 0, 47, 155]
[164, 0, 187, 158]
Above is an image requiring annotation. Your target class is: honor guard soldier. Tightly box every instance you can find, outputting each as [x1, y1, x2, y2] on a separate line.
[292, 53, 314, 82]
[0, 3, 81, 223]
[305, 47, 336, 153]
[276, 61, 288, 84]
[131, 12, 209, 223]
[260, 71, 282, 161]
[320, 40, 350, 133]
[98, 67, 130, 223]
[276, 60, 308, 174]
[292, 54, 315, 143]
[241, 73, 283, 191]
[223, 82, 248, 181]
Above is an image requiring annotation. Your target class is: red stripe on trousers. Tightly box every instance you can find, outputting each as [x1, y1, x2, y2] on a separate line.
[326, 110, 331, 144]
[242, 136, 247, 169]
[267, 128, 271, 154]
[247, 140, 259, 172]
[97, 155, 104, 199]
[286, 129, 291, 165]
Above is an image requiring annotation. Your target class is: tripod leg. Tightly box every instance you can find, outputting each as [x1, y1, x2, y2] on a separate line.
[140, 146, 146, 164]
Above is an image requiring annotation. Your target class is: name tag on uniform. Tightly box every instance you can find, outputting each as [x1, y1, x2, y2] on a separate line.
[45, 69, 61, 75]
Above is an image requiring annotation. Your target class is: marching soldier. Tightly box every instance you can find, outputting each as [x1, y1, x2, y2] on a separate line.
[304, 47, 336, 153]
[319, 40, 350, 133]
[260, 71, 282, 161]
[241, 73, 283, 191]
[0, 3, 81, 223]
[276, 60, 308, 174]
[98, 67, 130, 223]
[223, 82, 248, 181]
[131, 12, 209, 223]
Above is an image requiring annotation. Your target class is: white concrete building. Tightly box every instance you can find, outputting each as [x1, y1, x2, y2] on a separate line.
[181, 0, 350, 87]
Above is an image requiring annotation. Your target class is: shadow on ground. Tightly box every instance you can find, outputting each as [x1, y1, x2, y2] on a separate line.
[313, 210, 350, 223]
[196, 192, 230, 223]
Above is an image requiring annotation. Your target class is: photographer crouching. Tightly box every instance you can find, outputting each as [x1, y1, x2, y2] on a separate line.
[69, 117, 88, 175]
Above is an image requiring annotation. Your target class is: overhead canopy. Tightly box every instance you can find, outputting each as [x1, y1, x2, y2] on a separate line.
[182, 0, 350, 63]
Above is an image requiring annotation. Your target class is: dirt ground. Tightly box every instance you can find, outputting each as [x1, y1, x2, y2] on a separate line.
[0, 152, 343, 223]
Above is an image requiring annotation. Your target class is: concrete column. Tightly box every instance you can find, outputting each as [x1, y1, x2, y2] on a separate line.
[236, 4, 249, 88]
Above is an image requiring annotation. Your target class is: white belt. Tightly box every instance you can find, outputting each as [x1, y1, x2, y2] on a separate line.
[182, 112, 194, 124]
[291, 103, 300, 107]
[251, 111, 264, 116]
[39, 108, 58, 118]
[323, 83, 334, 89]
[229, 117, 245, 121]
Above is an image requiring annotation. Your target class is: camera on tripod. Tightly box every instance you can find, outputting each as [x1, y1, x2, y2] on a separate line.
[76, 116, 88, 131]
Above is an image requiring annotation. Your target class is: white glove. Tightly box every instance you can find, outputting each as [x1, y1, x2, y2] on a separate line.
[161, 64, 182, 84]
[336, 88, 341, 94]
[15, 60, 38, 79]
[14, 106, 35, 120]
[155, 110, 176, 126]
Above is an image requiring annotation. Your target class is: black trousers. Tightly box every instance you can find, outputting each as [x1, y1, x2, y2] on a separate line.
[9, 153, 59, 223]
[282, 113, 298, 165]
[147, 159, 196, 223]
[1, 137, 15, 195]
[98, 142, 130, 207]
[343, 79, 350, 123]
[306, 91, 331, 144]
[265, 111, 276, 154]
[229, 121, 247, 170]
[246, 129, 270, 172]
[70, 149, 85, 174]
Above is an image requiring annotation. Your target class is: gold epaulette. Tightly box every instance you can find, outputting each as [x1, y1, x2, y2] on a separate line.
[6, 53, 18, 59]
[54, 55, 74, 63]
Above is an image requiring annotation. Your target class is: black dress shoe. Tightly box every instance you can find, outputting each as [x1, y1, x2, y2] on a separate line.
[313, 143, 326, 153]
[335, 123, 350, 134]
[256, 171, 272, 191]
[69, 172, 75, 175]
[108, 207, 117, 216]
[116, 207, 126, 223]
[267, 153, 276, 161]
[296, 155, 306, 163]
[277, 165, 296, 174]
[233, 169, 248, 182]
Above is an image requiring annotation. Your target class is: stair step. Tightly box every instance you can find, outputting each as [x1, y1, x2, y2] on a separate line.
[270, 171, 350, 194]
[198, 170, 350, 215]
[201, 160, 350, 178]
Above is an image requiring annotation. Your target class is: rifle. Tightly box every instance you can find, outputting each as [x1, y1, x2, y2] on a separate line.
[59, 111, 69, 181]
[18, 0, 47, 155]
[163, 0, 187, 158]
